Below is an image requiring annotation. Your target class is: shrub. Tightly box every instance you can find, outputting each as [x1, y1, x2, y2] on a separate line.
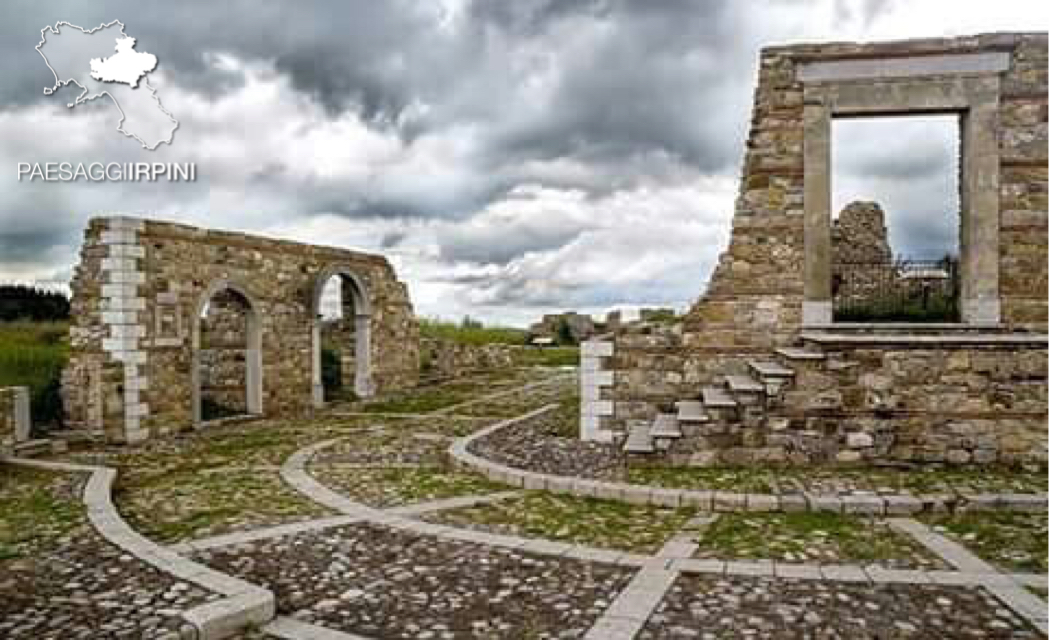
[0, 321, 69, 428]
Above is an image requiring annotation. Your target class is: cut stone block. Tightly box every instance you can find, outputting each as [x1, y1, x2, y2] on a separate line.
[747, 360, 795, 378]
[675, 400, 709, 423]
[726, 375, 765, 394]
[775, 347, 826, 361]
[622, 422, 655, 454]
[649, 413, 682, 439]
[701, 386, 737, 408]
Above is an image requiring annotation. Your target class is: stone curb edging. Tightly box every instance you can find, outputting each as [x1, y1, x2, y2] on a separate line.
[5, 458, 274, 640]
[447, 406, 1049, 516]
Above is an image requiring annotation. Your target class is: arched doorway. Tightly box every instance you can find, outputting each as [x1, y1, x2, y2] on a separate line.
[191, 282, 263, 424]
[312, 267, 373, 407]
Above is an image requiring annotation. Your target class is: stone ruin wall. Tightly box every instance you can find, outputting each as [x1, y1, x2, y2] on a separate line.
[420, 339, 516, 381]
[63, 216, 420, 443]
[832, 201, 892, 266]
[584, 33, 1048, 463]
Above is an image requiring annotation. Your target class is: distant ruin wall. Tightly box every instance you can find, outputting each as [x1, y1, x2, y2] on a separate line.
[832, 201, 892, 267]
[63, 216, 420, 443]
[420, 338, 514, 379]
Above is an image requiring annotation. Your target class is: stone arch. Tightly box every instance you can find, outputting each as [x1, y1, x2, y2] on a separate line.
[311, 265, 374, 406]
[190, 280, 263, 425]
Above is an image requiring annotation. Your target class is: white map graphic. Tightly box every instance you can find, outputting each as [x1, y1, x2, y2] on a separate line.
[37, 20, 177, 150]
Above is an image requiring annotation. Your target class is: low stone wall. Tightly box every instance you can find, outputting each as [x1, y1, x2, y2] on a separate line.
[780, 344, 1048, 465]
[420, 338, 514, 379]
[0, 386, 31, 455]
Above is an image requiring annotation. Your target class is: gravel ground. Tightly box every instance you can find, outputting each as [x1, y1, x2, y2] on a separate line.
[638, 575, 1042, 639]
[468, 411, 624, 479]
[195, 522, 634, 639]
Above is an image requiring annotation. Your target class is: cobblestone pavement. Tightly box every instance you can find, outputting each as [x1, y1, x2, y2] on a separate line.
[637, 575, 1043, 639]
[0, 472, 218, 640]
[468, 409, 624, 479]
[195, 522, 635, 639]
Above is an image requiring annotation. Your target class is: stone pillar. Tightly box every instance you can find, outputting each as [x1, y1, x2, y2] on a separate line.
[580, 339, 615, 442]
[960, 83, 1001, 324]
[803, 100, 833, 324]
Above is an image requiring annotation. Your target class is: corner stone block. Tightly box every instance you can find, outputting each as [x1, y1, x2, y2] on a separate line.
[581, 340, 614, 358]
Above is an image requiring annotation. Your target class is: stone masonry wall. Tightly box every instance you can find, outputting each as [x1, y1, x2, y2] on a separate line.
[64, 216, 420, 443]
[777, 344, 1048, 465]
[682, 32, 1046, 347]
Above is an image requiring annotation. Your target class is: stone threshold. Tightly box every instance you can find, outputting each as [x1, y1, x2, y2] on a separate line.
[448, 406, 1048, 516]
[3, 457, 274, 640]
[800, 331, 1049, 345]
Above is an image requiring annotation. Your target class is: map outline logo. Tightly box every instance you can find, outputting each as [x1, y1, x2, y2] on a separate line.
[36, 20, 179, 150]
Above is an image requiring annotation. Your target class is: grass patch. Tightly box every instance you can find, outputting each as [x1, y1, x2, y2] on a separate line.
[0, 320, 68, 426]
[513, 346, 580, 368]
[922, 511, 1048, 573]
[116, 467, 331, 543]
[697, 512, 942, 567]
[419, 318, 528, 346]
[309, 464, 510, 508]
[428, 491, 694, 553]
[0, 465, 83, 559]
[627, 465, 777, 493]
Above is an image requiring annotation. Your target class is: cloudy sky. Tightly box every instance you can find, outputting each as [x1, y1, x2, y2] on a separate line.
[1, 1, 1046, 325]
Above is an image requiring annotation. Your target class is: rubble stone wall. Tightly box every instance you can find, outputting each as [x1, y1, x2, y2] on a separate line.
[63, 216, 420, 443]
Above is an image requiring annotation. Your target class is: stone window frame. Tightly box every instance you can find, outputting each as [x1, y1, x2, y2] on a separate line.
[800, 55, 1008, 326]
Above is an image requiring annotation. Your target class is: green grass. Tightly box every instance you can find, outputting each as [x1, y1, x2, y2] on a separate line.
[419, 318, 528, 346]
[429, 491, 695, 553]
[0, 465, 83, 559]
[697, 512, 940, 566]
[0, 321, 68, 426]
[513, 346, 580, 367]
[922, 511, 1048, 573]
[627, 465, 777, 493]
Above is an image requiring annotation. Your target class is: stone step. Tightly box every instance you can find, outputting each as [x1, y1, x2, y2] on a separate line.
[725, 375, 764, 394]
[649, 413, 682, 439]
[701, 386, 737, 408]
[675, 401, 710, 423]
[775, 347, 826, 361]
[622, 422, 655, 454]
[747, 360, 795, 378]
[13, 438, 54, 458]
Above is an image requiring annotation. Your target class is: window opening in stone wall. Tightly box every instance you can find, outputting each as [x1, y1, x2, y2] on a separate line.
[831, 114, 960, 322]
[318, 274, 359, 403]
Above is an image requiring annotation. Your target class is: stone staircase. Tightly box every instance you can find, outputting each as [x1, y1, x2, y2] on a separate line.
[623, 346, 825, 457]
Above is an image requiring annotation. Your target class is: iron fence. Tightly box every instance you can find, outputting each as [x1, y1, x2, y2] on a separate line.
[832, 258, 959, 322]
